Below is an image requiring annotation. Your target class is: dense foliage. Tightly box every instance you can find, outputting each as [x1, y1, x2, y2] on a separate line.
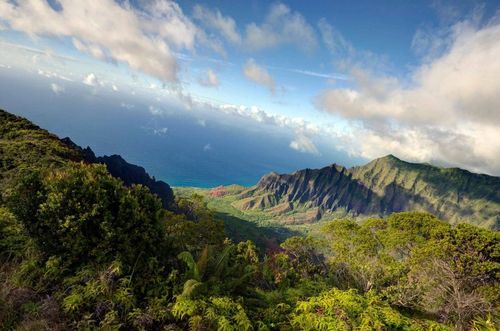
[0, 162, 498, 330]
[0, 110, 81, 202]
[0, 109, 498, 330]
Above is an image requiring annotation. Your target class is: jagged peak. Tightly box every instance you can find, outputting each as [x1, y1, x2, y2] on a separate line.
[376, 154, 402, 163]
[257, 171, 280, 184]
[328, 163, 347, 172]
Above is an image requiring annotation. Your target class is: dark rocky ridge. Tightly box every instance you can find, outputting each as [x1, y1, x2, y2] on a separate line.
[61, 138, 175, 210]
[236, 155, 500, 229]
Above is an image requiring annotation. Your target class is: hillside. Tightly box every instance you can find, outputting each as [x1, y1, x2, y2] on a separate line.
[0, 110, 82, 201]
[233, 155, 500, 229]
[0, 109, 174, 209]
[61, 137, 174, 210]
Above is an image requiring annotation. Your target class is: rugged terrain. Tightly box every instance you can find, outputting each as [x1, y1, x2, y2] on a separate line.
[231, 155, 500, 229]
[1, 108, 498, 330]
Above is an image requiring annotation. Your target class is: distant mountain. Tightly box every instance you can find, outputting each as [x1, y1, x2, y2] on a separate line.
[234, 155, 500, 229]
[0, 109, 174, 210]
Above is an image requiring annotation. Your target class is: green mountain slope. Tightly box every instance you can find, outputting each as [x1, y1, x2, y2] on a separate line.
[0, 110, 82, 200]
[0, 109, 174, 209]
[233, 155, 500, 229]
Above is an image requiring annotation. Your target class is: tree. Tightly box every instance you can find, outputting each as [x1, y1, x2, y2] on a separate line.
[9, 163, 167, 268]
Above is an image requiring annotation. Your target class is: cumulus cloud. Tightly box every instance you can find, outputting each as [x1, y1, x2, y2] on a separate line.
[290, 133, 319, 155]
[198, 69, 219, 87]
[315, 19, 500, 175]
[193, 5, 241, 44]
[50, 83, 64, 94]
[243, 58, 275, 93]
[82, 73, 100, 86]
[0, 0, 199, 82]
[244, 3, 317, 51]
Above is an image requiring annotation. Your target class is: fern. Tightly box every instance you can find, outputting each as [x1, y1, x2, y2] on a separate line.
[178, 251, 200, 281]
[180, 279, 204, 299]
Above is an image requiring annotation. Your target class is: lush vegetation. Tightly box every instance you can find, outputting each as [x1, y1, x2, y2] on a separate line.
[0, 110, 82, 201]
[227, 154, 500, 229]
[0, 110, 498, 330]
[1, 162, 498, 330]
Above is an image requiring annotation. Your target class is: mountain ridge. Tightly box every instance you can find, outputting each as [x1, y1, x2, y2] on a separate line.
[233, 154, 500, 229]
[61, 137, 175, 210]
[0, 109, 174, 210]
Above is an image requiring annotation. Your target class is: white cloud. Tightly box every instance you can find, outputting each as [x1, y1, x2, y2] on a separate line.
[317, 18, 389, 73]
[153, 127, 168, 136]
[120, 102, 134, 109]
[83, 73, 100, 86]
[50, 83, 64, 95]
[203, 143, 211, 151]
[72, 38, 107, 61]
[0, 0, 199, 82]
[112, 84, 119, 91]
[315, 19, 500, 175]
[243, 58, 275, 93]
[290, 133, 319, 155]
[142, 83, 337, 159]
[148, 105, 162, 115]
[192, 3, 317, 52]
[317, 18, 353, 56]
[37, 69, 72, 81]
[193, 5, 241, 44]
[198, 69, 219, 87]
[286, 68, 349, 81]
[147, 84, 324, 149]
[141, 1, 197, 50]
[244, 3, 317, 51]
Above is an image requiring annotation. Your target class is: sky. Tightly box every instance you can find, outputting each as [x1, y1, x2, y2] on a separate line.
[1, 0, 500, 184]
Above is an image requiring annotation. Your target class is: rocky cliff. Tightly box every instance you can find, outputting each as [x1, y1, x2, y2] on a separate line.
[235, 155, 500, 229]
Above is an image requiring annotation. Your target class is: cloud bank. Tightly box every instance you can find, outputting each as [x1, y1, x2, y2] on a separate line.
[315, 19, 500, 174]
[0, 0, 198, 82]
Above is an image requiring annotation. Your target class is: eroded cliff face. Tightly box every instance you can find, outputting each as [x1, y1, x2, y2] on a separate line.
[234, 155, 500, 229]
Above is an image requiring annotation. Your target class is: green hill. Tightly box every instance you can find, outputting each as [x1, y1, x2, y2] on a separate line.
[0, 109, 82, 200]
[232, 154, 500, 229]
[0, 109, 174, 209]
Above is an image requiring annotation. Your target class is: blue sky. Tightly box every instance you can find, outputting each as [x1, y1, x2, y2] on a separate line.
[1, 0, 500, 182]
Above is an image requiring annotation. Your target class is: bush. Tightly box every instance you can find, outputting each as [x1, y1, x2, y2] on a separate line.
[9, 163, 167, 267]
